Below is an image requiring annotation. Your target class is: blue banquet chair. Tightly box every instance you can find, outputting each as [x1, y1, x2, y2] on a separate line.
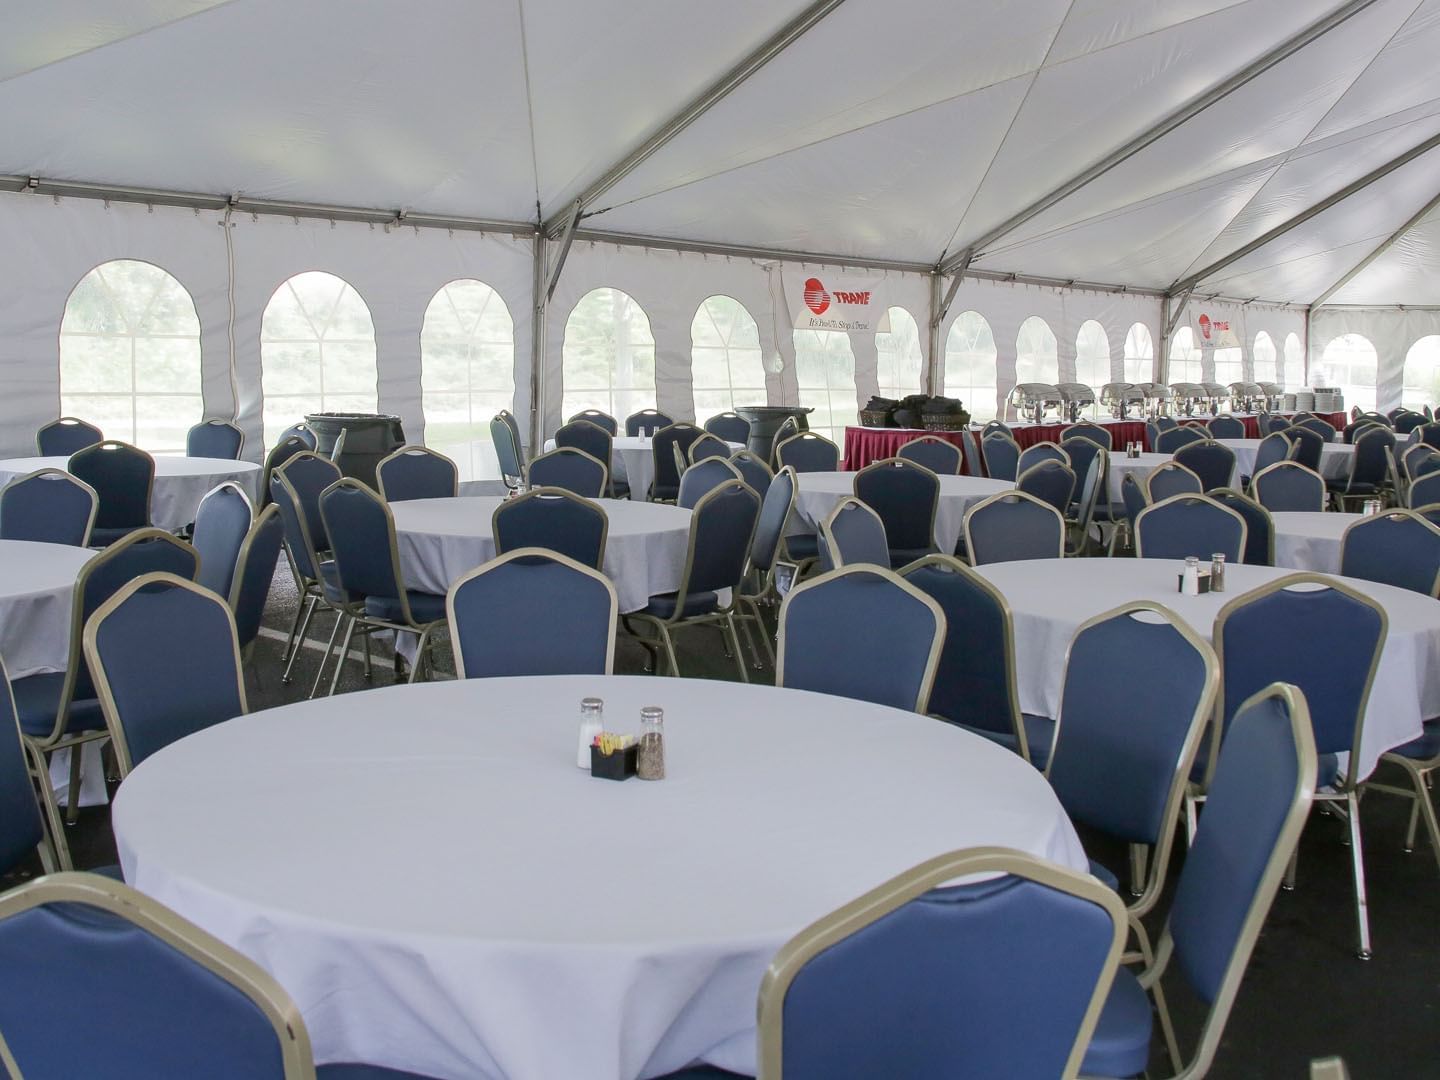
[1173, 439, 1236, 492]
[896, 436, 961, 475]
[1134, 494, 1246, 562]
[192, 481, 254, 600]
[626, 408, 674, 436]
[556, 418, 627, 499]
[278, 421, 318, 450]
[1207, 414, 1245, 439]
[569, 408, 618, 435]
[67, 440, 154, 545]
[1016, 459, 1076, 516]
[1154, 426, 1207, 454]
[1144, 461, 1202, 503]
[0, 654, 64, 874]
[376, 446, 459, 502]
[229, 505, 284, 661]
[964, 490, 1064, 565]
[1062, 422, 1113, 450]
[704, 411, 750, 443]
[728, 449, 773, 499]
[0, 468, 96, 546]
[493, 487, 608, 570]
[819, 497, 890, 571]
[687, 432, 731, 465]
[1339, 509, 1440, 597]
[678, 457, 743, 510]
[1016, 441, 1069, 476]
[650, 423, 704, 501]
[1208, 489, 1274, 566]
[980, 432, 1020, 482]
[1251, 461, 1325, 513]
[854, 456, 939, 566]
[526, 447, 608, 499]
[259, 435, 309, 509]
[490, 410, 526, 490]
[35, 417, 102, 456]
[186, 419, 245, 460]
[776, 431, 841, 473]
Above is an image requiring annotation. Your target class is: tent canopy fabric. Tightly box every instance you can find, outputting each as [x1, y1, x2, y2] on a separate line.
[0, 0, 1438, 305]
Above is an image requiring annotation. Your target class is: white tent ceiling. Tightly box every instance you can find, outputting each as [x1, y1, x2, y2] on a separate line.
[2, 0, 1438, 305]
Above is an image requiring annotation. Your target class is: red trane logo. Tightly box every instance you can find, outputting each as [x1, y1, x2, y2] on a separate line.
[803, 277, 830, 315]
[1198, 313, 1212, 340]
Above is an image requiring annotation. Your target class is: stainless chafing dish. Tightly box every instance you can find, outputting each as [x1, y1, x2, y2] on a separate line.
[1100, 382, 1145, 419]
[1227, 381, 1264, 413]
[1138, 382, 1173, 417]
[1169, 382, 1208, 417]
[1055, 382, 1097, 423]
[1007, 382, 1062, 423]
[1257, 382, 1285, 412]
[1200, 383, 1230, 415]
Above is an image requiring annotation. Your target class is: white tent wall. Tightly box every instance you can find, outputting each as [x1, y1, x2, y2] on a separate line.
[1171, 298, 1307, 384]
[1309, 306, 1440, 411]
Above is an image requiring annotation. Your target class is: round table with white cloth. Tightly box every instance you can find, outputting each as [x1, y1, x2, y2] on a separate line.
[112, 675, 1086, 1080]
[542, 437, 744, 501]
[390, 496, 691, 613]
[0, 540, 96, 678]
[789, 471, 1013, 554]
[973, 557, 1440, 780]
[1217, 439, 1352, 481]
[1271, 511, 1362, 574]
[0, 455, 262, 532]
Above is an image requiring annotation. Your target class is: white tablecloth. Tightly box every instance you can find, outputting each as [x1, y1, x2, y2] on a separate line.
[1106, 452, 1172, 502]
[390, 496, 691, 613]
[1271, 512, 1360, 574]
[0, 540, 96, 678]
[112, 675, 1085, 1080]
[790, 472, 1013, 554]
[973, 558, 1440, 779]
[1217, 439, 1352, 481]
[0, 455, 262, 532]
[542, 438, 743, 501]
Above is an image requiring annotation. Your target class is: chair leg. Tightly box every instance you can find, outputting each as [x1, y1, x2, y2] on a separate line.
[327, 617, 358, 696]
[1413, 775, 1440, 877]
[279, 593, 307, 662]
[408, 628, 433, 684]
[65, 746, 83, 825]
[282, 596, 318, 684]
[725, 614, 749, 684]
[310, 610, 346, 699]
[362, 629, 374, 681]
[1347, 791, 1372, 959]
[1128, 843, 1148, 898]
[658, 624, 680, 677]
[1283, 848, 1298, 891]
[746, 597, 778, 667]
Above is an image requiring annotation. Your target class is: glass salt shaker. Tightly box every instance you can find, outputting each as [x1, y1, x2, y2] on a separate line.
[1210, 552, 1226, 593]
[637, 705, 665, 780]
[1182, 556, 1200, 596]
[577, 697, 604, 769]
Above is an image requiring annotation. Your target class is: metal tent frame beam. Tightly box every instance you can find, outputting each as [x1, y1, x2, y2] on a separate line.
[936, 0, 1382, 276]
[1168, 132, 1440, 296]
[1310, 185, 1440, 308]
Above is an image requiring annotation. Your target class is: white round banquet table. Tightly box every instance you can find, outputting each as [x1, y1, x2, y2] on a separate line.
[789, 471, 1012, 554]
[542, 437, 744, 501]
[0, 455, 262, 532]
[0, 540, 96, 678]
[390, 496, 692, 613]
[1217, 438, 1352, 481]
[1271, 512, 1361, 574]
[112, 675, 1085, 1080]
[973, 557, 1440, 780]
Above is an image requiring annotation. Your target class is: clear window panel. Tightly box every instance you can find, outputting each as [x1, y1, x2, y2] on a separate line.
[1123, 323, 1153, 383]
[1252, 332, 1278, 385]
[1074, 320, 1110, 389]
[1316, 335, 1377, 413]
[943, 311, 997, 423]
[1212, 347, 1243, 388]
[1283, 334, 1304, 388]
[1403, 336, 1440, 410]
[876, 306, 924, 400]
[1169, 327, 1203, 384]
[689, 295, 765, 420]
[562, 288, 657, 423]
[793, 328, 855, 443]
[1015, 316, 1058, 386]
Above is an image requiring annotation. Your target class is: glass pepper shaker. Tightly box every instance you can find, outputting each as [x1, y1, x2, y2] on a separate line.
[1210, 553, 1226, 593]
[638, 706, 665, 780]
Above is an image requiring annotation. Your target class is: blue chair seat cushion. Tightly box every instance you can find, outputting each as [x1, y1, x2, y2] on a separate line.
[887, 545, 937, 569]
[961, 714, 1056, 769]
[641, 591, 720, 619]
[88, 524, 146, 547]
[1087, 857, 1120, 893]
[317, 1065, 442, 1079]
[11, 673, 105, 737]
[318, 561, 361, 605]
[1326, 478, 1377, 494]
[650, 483, 680, 501]
[1388, 719, 1440, 761]
[784, 534, 819, 560]
[1080, 966, 1154, 1077]
[363, 591, 448, 625]
[1317, 751, 1340, 790]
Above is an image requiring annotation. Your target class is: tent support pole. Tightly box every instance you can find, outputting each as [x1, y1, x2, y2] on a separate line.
[936, 0, 1382, 275]
[1310, 186, 1440, 308]
[545, 201, 582, 300]
[926, 272, 942, 396]
[1169, 132, 1440, 296]
[529, 231, 547, 454]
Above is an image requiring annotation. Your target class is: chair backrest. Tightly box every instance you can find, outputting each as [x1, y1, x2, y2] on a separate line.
[1295, 416, 1336, 442]
[819, 497, 890, 571]
[960, 429, 985, 477]
[703, 411, 750, 443]
[1395, 412, 1427, 435]
[327, 429, 347, 466]
[1061, 423, 1112, 450]
[1016, 441, 1069, 475]
[1340, 509, 1440, 596]
[1250, 461, 1325, 513]
[1408, 469, 1440, 509]
[0, 872, 315, 1079]
[980, 433, 1021, 481]
[1174, 440, 1236, 492]
[278, 421, 318, 450]
[1155, 426, 1208, 454]
[1252, 431, 1293, 475]
[554, 418, 614, 469]
[757, 847, 1126, 1080]
[84, 572, 247, 774]
[1156, 684, 1316, 1078]
[68, 440, 154, 530]
[854, 457, 939, 553]
[1145, 460, 1203, 502]
[490, 412, 525, 485]
[259, 435, 308, 509]
[650, 423, 704, 496]
[1207, 489, 1273, 566]
[1120, 472, 1148, 528]
[981, 419, 1014, 440]
[687, 432, 731, 465]
[1343, 419, 1382, 445]
[186, 419, 244, 460]
[375, 445, 458, 502]
[777, 431, 841, 473]
[778, 566, 945, 713]
[964, 491, 1065, 564]
[1048, 604, 1217, 912]
[900, 555, 1026, 754]
[678, 456, 743, 509]
[0, 654, 50, 876]
[1346, 426, 1394, 490]
[896, 436, 962, 475]
[318, 479, 410, 614]
[36, 417, 102, 456]
[750, 465, 796, 572]
[729, 449, 773, 498]
[0, 468, 97, 546]
[568, 408, 618, 435]
[1214, 576, 1383, 773]
[769, 416, 801, 467]
[1059, 436, 1104, 497]
[229, 505, 284, 653]
[269, 470, 324, 584]
[526, 447, 609, 499]
[273, 452, 341, 551]
[448, 549, 618, 678]
[1421, 421, 1440, 449]
[192, 482, 254, 599]
[492, 487, 608, 569]
[1208, 415, 1246, 439]
[1016, 459, 1076, 515]
[625, 408, 673, 436]
[1135, 494, 1247, 561]
[1401, 441, 1440, 480]
[673, 480, 761, 598]
[1286, 426, 1325, 471]
[1070, 451, 1108, 539]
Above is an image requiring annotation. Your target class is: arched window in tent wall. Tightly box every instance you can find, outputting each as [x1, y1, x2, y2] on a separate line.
[793, 329, 857, 444]
[59, 259, 203, 455]
[1402, 336, 1440, 411]
[1252, 332, 1277, 385]
[1212, 345, 1243, 389]
[561, 288, 657, 424]
[1316, 334, 1377, 413]
[943, 311, 997, 424]
[690, 296, 766, 418]
[1122, 323, 1153, 384]
[260, 271, 377, 450]
[876, 307, 924, 401]
[1014, 316, 1058, 389]
[1074, 320, 1110, 389]
[420, 279, 515, 483]
[1283, 333, 1303, 388]
[1168, 327, 1202, 384]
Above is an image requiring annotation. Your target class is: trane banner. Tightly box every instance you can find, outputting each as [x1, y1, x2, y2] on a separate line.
[1193, 311, 1241, 351]
[785, 271, 891, 333]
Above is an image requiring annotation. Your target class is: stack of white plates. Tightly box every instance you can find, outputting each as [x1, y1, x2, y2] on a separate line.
[1294, 390, 1316, 412]
[1313, 390, 1343, 413]
[1283, 393, 1298, 410]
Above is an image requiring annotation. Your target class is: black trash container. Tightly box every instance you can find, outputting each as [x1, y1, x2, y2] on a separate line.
[304, 412, 406, 489]
[733, 406, 812, 460]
